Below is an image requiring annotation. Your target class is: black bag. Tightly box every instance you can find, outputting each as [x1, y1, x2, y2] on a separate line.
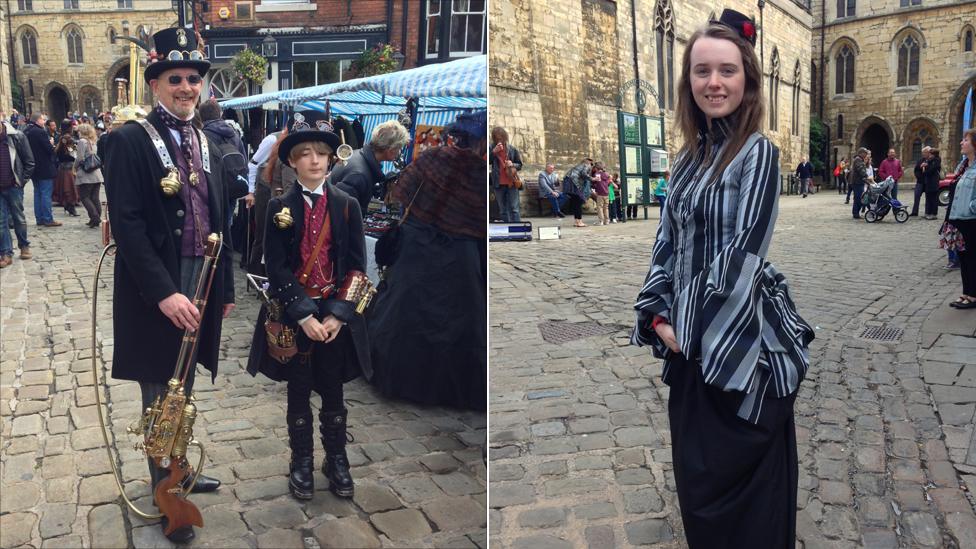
[82, 151, 102, 173]
[375, 179, 426, 268]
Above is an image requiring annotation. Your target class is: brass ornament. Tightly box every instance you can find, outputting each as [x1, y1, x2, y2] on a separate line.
[160, 168, 182, 196]
[273, 206, 294, 229]
[176, 28, 188, 48]
[189, 171, 199, 186]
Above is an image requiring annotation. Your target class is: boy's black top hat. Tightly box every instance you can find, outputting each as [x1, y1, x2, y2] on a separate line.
[712, 9, 757, 47]
[144, 27, 211, 83]
[279, 110, 342, 163]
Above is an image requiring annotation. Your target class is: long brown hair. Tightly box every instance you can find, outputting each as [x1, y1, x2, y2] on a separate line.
[676, 23, 764, 175]
[261, 128, 289, 183]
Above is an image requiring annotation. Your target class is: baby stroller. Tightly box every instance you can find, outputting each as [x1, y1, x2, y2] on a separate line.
[863, 177, 909, 223]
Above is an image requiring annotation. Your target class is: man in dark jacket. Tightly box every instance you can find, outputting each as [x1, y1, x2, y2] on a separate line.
[851, 148, 869, 220]
[23, 112, 60, 226]
[0, 115, 35, 267]
[795, 156, 813, 198]
[921, 148, 943, 219]
[103, 27, 233, 544]
[328, 120, 410, 215]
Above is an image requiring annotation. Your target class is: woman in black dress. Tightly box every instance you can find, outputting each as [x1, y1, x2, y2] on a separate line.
[631, 10, 814, 548]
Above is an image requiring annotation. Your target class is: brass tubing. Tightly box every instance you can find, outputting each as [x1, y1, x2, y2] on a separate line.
[178, 237, 222, 386]
[90, 243, 164, 520]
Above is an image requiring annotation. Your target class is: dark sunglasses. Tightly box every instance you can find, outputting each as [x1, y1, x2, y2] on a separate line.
[167, 74, 203, 86]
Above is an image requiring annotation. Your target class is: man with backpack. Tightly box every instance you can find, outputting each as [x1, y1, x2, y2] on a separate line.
[200, 100, 249, 258]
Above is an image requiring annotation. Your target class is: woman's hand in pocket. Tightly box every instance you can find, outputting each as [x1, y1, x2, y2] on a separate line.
[654, 322, 681, 354]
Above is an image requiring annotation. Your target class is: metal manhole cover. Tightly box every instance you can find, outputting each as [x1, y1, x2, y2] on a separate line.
[538, 321, 616, 344]
[859, 326, 904, 342]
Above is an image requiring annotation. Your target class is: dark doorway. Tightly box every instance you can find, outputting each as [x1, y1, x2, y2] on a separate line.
[859, 124, 889, 169]
[47, 87, 70, 122]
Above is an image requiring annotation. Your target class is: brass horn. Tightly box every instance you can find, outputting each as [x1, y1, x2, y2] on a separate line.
[91, 234, 222, 531]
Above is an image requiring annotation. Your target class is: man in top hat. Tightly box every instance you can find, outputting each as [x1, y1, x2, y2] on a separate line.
[102, 26, 234, 544]
[246, 109, 372, 502]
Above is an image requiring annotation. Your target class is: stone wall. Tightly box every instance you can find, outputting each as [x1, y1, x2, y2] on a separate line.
[490, 0, 813, 214]
[812, 0, 976, 170]
[1, 4, 11, 114]
[9, 1, 176, 116]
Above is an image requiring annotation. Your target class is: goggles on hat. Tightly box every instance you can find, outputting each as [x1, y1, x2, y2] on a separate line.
[167, 49, 206, 62]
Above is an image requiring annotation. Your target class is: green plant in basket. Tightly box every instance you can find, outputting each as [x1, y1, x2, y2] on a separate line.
[350, 44, 400, 78]
[232, 48, 269, 84]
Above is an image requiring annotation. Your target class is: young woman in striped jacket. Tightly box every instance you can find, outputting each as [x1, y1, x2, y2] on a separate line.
[632, 9, 814, 548]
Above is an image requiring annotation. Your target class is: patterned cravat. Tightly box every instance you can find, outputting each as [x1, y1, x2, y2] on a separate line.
[154, 104, 195, 171]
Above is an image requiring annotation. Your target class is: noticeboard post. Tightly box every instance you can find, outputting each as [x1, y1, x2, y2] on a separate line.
[617, 111, 667, 222]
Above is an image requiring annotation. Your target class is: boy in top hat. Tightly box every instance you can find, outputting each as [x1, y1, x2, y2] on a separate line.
[246, 109, 372, 501]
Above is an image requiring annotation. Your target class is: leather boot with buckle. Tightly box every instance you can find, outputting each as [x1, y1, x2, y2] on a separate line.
[320, 408, 354, 498]
[287, 413, 315, 500]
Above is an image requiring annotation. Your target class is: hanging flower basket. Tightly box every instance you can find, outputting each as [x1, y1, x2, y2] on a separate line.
[349, 44, 400, 78]
[231, 48, 268, 84]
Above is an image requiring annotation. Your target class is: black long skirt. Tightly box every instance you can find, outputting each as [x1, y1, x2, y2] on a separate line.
[366, 219, 486, 410]
[666, 354, 798, 548]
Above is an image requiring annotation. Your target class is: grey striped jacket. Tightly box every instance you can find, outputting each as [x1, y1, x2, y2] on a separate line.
[631, 118, 814, 423]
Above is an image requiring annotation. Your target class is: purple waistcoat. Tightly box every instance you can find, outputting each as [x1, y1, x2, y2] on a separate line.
[169, 129, 211, 257]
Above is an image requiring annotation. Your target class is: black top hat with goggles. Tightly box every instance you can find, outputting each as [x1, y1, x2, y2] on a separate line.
[278, 110, 342, 164]
[711, 9, 758, 47]
[144, 27, 211, 84]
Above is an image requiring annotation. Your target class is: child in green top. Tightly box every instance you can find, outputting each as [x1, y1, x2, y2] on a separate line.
[654, 171, 669, 216]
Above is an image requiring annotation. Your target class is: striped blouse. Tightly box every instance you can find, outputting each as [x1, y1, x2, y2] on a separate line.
[631, 117, 814, 423]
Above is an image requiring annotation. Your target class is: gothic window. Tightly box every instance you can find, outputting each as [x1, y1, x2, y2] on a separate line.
[769, 48, 780, 130]
[837, 114, 844, 139]
[655, 0, 675, 110]
[20, 30, 38, 65]
[835, 44, 855, 94]
[792, 62, 802, 136]
[17, 0, 32, 11]
[910, 128, 935, 165]
[836, 0, 855, 18]
[964, 27, 974, 52]
[66, 28, 83, 64]
[897, 35, 919, 87]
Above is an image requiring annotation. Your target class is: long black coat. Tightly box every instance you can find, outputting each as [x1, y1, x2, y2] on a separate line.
[103, 110, 234, 384]
[24, 123, 57, 180]
[246, 182, 372, 382]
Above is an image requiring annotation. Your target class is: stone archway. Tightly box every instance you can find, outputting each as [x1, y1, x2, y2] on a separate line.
[945, 76, 976, 168]
[902, 118, 940, 169]
[47, 86, 70, 122]
[856, 118, 893, 169]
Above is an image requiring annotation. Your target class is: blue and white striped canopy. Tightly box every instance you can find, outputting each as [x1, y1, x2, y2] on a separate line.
[218, 55, 486, 110]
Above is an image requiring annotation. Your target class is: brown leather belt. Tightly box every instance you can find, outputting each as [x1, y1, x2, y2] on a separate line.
[304, 284, 335, 300]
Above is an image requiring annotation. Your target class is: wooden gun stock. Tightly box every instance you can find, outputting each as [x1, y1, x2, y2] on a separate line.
[154, 457, 204, 535]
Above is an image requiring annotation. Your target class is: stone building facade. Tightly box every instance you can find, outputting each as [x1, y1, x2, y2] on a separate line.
[1, 3, 12, 114]
[811, 0, 976, 173]
[8, 0, 176, 121]
[490, 0, 813, 212]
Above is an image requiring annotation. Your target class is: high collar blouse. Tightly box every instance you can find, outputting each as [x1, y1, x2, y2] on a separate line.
[631, 116, 815, 423]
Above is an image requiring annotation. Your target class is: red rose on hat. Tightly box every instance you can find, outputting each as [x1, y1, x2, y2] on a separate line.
[742, 22, 756, 39]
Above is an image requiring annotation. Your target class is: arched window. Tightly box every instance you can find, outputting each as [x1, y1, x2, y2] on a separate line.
[20, 29, 38, 65]
[835, 44, 855, 94]
[910, 128, 935, 165]
[654, 0, 675, 110]
[964, 27, 974, 52]
[66, 27, 83, 64]
[769, 48, 780, 130]
[896, 34, 919, 87]
[792, 62, 802, 136]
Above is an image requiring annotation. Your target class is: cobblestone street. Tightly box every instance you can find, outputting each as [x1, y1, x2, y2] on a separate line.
[0, 198, 487, 548]
[489, 191, 976, 548]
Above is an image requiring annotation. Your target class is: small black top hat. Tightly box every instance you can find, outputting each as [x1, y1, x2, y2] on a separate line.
[278, 110, 342, 163]
[144, 27, 211, 83]
[712, 9, 757, 47]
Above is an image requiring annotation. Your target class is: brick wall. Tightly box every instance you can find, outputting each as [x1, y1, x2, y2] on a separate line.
[204, 0, 388, 29]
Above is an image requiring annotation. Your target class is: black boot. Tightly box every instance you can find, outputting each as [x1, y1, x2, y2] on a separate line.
[320, 409, 354, 498]
[287, 413, 315, 500]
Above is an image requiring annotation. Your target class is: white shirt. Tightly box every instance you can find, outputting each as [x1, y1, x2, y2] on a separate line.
[248, 133, 279, 193]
